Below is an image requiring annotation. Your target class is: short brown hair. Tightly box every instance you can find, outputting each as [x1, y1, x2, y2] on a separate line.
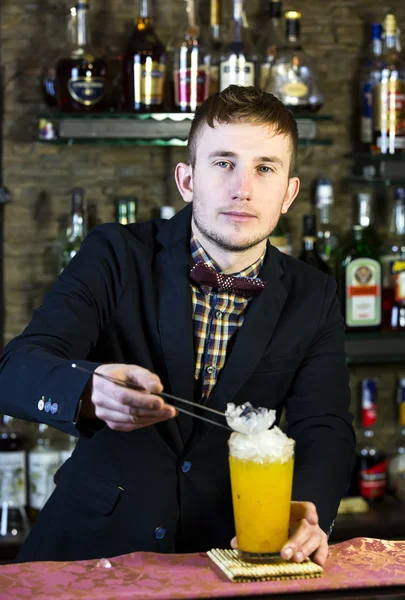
[187, 85, 298, 176]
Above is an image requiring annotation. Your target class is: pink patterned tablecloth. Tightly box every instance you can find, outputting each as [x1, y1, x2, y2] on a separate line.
[1, 537, 405, 600]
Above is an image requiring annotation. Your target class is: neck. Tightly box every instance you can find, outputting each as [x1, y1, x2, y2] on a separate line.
[191, 220, 266, 273]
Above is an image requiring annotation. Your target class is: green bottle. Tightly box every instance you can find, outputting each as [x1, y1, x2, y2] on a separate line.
[340, 225, 382, 332]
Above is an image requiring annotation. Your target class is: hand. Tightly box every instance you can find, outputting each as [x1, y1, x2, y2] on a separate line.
[79, 363, 177, 431]
[230, 501, 329, 567]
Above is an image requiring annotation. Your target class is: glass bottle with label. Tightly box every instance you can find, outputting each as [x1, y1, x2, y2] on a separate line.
[0, 415, 29, 546]
[219, 0, 257, 91]
[173, 0, 210, 112]
[268, 11, 324, 112]
[122, 0, 166, 112]
[61, 188, 87, 270]
[340, 225, 382, 332]
[55, 0, 108, 112]
[312, 178, 340, 275]
[206, 0, 222, 95]
[372, 14, 405, 154]
[381, 187, 405, 330]
[40, 6, 77, 108]
[357, 379, 387, 505]
[359, 23, 383, 147]
[298, 215, 330, 273]
[258, 0, 284, 90]
[269, 215, 293, 255]
[28, 423, 61, 523]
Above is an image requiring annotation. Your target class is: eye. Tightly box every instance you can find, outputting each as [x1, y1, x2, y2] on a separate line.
[258, 165, 274, 173]
[215, 161, 232, 169]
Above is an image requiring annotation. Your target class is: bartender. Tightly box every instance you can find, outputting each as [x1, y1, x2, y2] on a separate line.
[0, 85, 355, 565]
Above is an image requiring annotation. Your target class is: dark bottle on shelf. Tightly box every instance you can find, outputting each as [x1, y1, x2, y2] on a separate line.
[339, 225, 382, 333]
[298, 214, 330, 274]
[381, 187, 405, 330]
[359, 23, 383, 148]
[357, 379, 387, 505]
[388, 378, 405, 499]
[40, 6, 78, 108]
[312, 178, 340, 275]
[206, 0, 222, 95]
[61, 188, 87, 270]
[122, 0, 166, 112]
[0, 415, 30, 546]
[55, 0, 108, 113]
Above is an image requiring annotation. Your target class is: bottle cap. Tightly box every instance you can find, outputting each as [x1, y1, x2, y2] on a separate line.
[371, 23, 383, 40]
[395, 187, 405, 202]
[384, 13, 397, 35]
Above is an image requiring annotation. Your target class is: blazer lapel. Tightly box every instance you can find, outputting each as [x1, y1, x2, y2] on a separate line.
[185, 246, 289, 454]
[155, 206, 196, 446]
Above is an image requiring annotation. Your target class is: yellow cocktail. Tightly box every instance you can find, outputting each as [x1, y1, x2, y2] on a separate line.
[228, 430, 295, 562]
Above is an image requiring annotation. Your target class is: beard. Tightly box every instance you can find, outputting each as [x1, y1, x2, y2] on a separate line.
[192, 194, 274, 253]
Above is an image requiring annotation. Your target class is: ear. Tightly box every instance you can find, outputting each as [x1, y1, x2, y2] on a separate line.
[281, 177, 300, 214]
[175, 162, 194, 204]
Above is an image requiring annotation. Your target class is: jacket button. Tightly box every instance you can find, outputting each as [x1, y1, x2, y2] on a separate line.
[154, 527, 166, 540]
[181, 461, 192, 473]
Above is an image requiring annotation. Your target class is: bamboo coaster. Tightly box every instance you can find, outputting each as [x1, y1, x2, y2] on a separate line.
[207, 548, 324, 583]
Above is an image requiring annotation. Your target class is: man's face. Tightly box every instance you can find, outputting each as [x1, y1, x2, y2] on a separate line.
[187, 121, 299, 253]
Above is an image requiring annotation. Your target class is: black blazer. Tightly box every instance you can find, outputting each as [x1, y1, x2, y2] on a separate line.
[0, 204, 355, 562]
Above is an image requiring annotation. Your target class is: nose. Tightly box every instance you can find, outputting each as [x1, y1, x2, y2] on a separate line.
[232, 169, 253, 201]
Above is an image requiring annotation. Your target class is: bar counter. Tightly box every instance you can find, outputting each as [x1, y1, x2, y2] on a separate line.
[1, 537, 405, 600]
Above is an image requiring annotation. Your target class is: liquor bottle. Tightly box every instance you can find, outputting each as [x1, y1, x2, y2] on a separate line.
[381, 187, 405, 330]
[122, 0, 166, 112]
[357, 379, 387, 504]
[353, 192, 380, 248]
[219, 0, 257, 91]
[0, 415, 29, 545]
[388, 378, 405, 499]
[116, 198, 137, 224]
[372, 14, 405, 154]
[55, 0, 108, 113]
[28, 423, 61, 522]
[258, 0, 284, 90]
[359, 23, 383, 147]
[173, 0, 210, 112]
[269, 215, 293, 255]
[207, 0, 222, 95]
[61, 188, 87, 270]
[268, 11, 324, 112]
[339, 225, 382, 332]
[40, 6, 77, 108]
[312, 178, 340, 274]
[298, 215, 330, 273]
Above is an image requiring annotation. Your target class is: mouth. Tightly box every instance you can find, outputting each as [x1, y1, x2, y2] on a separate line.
[221, 211, 257, 221]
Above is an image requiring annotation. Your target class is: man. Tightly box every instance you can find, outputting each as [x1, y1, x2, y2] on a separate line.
[0, 86, 355, 566]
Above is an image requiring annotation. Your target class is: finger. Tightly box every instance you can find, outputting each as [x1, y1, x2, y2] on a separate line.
[293, 534, 325, 563]
[312, 540, 329, 567]
[281, 519, 313, 560]
[97, 405, 177, 424]
[124, 366, 164, 393]
[230, 537, 238, 549]
[95, 387, 168, 412]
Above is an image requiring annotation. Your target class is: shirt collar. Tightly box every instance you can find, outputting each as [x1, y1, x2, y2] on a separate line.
[190, 234, 266, 279]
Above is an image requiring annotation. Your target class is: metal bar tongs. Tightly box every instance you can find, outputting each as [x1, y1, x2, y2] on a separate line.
[71, 363, 232, 431]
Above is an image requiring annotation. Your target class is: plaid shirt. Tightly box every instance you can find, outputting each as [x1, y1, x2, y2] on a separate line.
[190, 235, 266, 402]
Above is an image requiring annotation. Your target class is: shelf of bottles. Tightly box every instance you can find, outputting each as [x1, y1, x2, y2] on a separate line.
[38, 0, 332, 147]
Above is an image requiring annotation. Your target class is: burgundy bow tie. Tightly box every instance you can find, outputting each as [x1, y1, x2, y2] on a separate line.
[189, 262, 266, 297]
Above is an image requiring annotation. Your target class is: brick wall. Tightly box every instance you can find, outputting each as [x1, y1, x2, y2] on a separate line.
[1, 0, 405, 429]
